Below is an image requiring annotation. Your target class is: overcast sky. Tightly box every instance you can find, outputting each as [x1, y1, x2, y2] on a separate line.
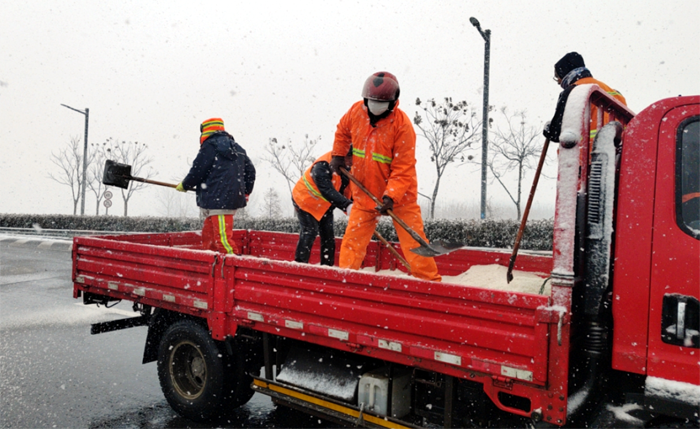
[1, 0, 698, 219]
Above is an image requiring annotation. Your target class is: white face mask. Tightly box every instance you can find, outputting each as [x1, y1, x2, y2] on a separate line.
[367, 99, 390, 116]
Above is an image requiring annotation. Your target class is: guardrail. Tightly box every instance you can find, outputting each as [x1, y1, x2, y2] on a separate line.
[0, 227, 146, 239]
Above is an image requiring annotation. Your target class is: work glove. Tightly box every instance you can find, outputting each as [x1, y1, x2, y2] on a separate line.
[329, 155, 346, 174]
[375, 196, 394, 215]
[542, 121, 552, 139]
[176, 183, 186, 192]
[344, 203, 353, 217]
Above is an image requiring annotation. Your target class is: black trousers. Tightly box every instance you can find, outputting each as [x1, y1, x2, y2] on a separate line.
[294, 205, 336, 266]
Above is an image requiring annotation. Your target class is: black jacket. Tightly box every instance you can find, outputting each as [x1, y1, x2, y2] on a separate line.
[310, 161, 351, 211]
[544, 68, 593, 142]
[182, 132, 255, 210]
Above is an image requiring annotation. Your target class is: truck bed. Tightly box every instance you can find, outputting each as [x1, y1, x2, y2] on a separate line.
[72, 230, 565, 419]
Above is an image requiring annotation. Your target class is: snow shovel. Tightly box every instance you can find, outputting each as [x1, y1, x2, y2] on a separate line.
[339, 167, 463, 257]
[506, 138, 550, 283]
[102, 159, 178, 190]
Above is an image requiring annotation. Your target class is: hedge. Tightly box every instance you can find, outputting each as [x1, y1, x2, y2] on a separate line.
[0, 214, 553, 250]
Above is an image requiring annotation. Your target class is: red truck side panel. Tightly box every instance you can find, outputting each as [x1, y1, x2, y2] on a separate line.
[72, 230, 569, 421]
[73, 234, 218, 317]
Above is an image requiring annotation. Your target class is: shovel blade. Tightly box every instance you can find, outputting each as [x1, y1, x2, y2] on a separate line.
[409, 240, 464, 257]
[102, 159, 132, 189]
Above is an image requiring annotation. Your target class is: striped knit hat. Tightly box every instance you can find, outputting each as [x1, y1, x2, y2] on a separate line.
[200, 118, 225, 144]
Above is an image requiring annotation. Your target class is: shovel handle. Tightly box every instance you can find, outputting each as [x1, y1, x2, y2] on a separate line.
[129, 176, 179, 189]
[506, 138, 550, 282]
[373, 231, 411, 272]
[339, 167, 433, 251]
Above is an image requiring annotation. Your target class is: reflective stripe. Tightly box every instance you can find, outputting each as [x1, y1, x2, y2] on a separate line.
[352, 148, 365, 158]
[607, 90, 622, 97]
[372, 152, 392, 164]
[217, 215, 234, 254]
[253, 379, 412, 429]
[590, 129, 598, 139]
[302, 175, 328, 202]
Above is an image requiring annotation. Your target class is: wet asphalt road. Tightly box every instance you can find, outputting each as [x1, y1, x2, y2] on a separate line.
[0, 236, 331, 429]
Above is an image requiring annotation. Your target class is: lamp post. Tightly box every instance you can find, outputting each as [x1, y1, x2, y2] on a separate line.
[470, 17, 490, 220]
[61, 104, 89, 216]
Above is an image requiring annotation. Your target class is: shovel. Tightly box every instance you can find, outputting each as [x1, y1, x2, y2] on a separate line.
[102, 160, 179, 190]
[373, 230, 411, 272]
[506, 138, 550, 283]
[339, 167, 463, 257]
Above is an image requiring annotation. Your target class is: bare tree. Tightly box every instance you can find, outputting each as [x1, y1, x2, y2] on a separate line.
[264, 134, 319, 196]
[155, 188, 198, 218]
[262, 187, 282, 218]
[414, 97, 481, 219]
[105, 138, 154, 216]
[485, 108, 543, 220]
[85, 141, 112, 215]
[49, 135, 85, 215]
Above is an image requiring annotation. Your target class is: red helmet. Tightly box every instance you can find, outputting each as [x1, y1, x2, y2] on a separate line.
[361, 71, 400, 101]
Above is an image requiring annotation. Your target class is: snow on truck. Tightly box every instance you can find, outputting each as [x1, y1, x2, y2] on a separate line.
[72, 87, 699, 427]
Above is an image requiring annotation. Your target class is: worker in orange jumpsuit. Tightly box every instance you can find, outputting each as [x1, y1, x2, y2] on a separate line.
[292, 149, 353, 266]
[544, 52, 627, 144]
[329, 71, 441, 282]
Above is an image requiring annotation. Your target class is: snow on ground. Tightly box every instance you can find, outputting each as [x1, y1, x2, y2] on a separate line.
[605, 403, 644, 425]
[0, 303, 137, 330]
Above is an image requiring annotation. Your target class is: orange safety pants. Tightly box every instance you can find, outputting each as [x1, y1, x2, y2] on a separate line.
[339, 201, 441, 282]
[202, 214, 238, 254]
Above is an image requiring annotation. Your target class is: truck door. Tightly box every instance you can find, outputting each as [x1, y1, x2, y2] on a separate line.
[647, 103, 700, 385]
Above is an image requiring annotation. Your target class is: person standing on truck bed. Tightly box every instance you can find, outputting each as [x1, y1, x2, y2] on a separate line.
[329, 71, 441, 282]
[176, 118, 256, 254]
[544, 51, 627, 144]
[291, 149, 354, 266]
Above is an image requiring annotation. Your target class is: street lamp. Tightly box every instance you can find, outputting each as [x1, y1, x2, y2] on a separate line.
[61, 104, 89, 216]
[470, 17, 490, 220]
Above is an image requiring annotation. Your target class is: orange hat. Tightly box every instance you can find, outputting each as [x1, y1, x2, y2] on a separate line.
[200, 118, 225, 144]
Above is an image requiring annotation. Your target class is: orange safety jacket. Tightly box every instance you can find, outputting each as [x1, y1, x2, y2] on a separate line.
[292, 152, 349, 221]
[332, 100, 418, 211]
[575, 77, 627, 141]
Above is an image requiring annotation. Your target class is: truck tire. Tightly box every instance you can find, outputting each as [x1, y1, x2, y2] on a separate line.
[157, 320, 252, 422]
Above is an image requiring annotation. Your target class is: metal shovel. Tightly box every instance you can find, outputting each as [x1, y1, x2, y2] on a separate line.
[102, 159, 178, 189]
[339, 167, 463, 257]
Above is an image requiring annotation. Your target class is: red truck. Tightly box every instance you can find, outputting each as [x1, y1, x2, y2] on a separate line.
[72, 88, 699, 427]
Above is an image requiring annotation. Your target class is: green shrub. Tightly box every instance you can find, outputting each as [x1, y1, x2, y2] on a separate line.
[0, 214, 553, 250]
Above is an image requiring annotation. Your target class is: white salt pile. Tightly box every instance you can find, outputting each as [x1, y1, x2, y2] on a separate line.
[444, 264, 549, 295]
[363, 264, 549, 295]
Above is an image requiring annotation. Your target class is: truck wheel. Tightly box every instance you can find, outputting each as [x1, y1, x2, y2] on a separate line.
[157, 320, 250, 422]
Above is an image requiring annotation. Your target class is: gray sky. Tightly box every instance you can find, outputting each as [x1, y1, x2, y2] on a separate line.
[1, 0, 699, 218]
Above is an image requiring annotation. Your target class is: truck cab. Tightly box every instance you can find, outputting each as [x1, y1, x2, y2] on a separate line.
[553, 87, 699, 425]
[611, 95, 700, 419]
